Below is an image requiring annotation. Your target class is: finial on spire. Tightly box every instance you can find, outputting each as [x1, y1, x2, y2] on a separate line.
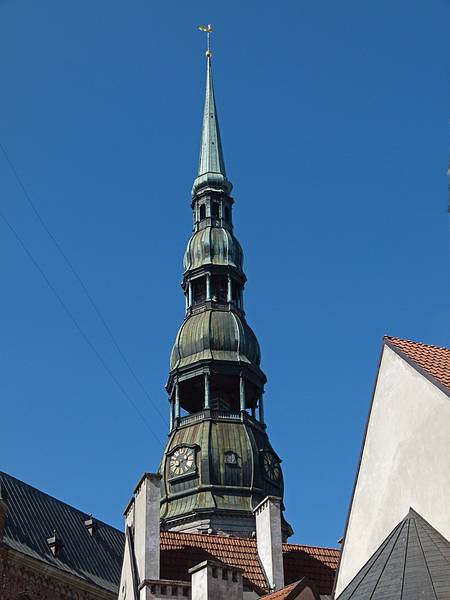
[198, 24, 213, 58]
[192, 24, 232, 196]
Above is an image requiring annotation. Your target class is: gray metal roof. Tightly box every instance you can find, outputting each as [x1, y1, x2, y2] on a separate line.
[0, 471, 124, 593]
[337, 508, 450, 600]
[170, 309, 262, 371]
[183, 226, 243, 273]
[192, 56, 232, 196]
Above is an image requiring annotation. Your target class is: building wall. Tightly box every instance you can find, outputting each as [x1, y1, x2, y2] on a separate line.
[0, 550, 115, 600]
[335, 345, 450, 596]
[190, 563, 243, 600]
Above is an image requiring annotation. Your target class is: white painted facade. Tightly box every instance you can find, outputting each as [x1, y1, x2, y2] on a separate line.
[254, 496, 285, 592]
[334, 344, 450, 596]
[189, 561, 243, 600]
[118, 471, 290, 599]
[134, 473, 161, 584]
[118, 473, 162, 600]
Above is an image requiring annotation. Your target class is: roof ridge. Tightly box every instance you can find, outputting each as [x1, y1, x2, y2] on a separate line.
[337, 518, 406, 599]
[283, 542, 340, 552]
[416, 518, 450, 568]
[162, 529, 340, 553]
[0, 470, 121, 533]
[161, 529, 256, 542]
[384, 335, 450, 353]
[408, 518, 439, 599]
[383, 336, 450, 392]
[412, 511, 450, 564]
[0, 475, 338, 554]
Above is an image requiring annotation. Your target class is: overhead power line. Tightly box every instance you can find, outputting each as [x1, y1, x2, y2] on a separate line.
[0, 141, 166, 424]
[0, 207, 164, 447]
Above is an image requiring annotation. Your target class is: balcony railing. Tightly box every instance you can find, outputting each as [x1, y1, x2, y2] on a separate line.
[176, 409, 266, 431]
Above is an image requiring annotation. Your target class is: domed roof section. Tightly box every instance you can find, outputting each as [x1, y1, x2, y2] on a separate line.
[170, 310, 260, 371]
[183, 227, 243, 273]
[160, 416, 285, 514]
[192, 172, 232, 197]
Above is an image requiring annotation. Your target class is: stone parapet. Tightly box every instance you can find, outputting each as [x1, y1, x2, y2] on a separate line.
[139, 578, 191, 599]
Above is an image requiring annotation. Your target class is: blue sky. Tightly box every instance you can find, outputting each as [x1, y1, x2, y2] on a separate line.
[0, 0, 448, 547]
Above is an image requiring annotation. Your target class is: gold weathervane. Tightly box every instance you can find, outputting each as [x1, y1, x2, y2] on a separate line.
[198, 24, 213, 58]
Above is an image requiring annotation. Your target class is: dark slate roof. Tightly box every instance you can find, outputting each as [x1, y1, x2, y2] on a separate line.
[337, 508, 450, 600]
[0, 471, 124, 593]
[0, 470, 339, 596]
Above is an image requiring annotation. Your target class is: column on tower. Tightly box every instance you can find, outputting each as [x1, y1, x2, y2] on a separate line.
[204, 372, 210, 409]
[239, 374, 246, 412]
[175, 381, 180, 420]
[169, 396, 174, 431]
[259, 393, 265, 425]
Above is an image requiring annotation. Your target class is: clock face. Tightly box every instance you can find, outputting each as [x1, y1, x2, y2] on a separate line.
[263, 451, 281, 482]
[169, 447, 195, 477]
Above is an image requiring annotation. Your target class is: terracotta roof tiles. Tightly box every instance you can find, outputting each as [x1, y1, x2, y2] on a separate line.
[385, 336, 450, 392]
[160, 531, 340, 595]
[263, 580, 302, 599]
[1, 474, 340, 596]
[160, 531, 267, 592]
[283, 543, 339, 595]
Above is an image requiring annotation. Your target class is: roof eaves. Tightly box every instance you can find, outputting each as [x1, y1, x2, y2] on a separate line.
[384, 336, 450, 398]
[5, 546, 118, 594]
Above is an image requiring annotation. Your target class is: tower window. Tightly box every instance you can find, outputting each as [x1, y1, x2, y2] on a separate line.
[192, 277, 206, 305]
[224, 451, 239, 466]
[211, 397, 231, 411]
[199, 204, 206, 221]
[224, 206, 230, 222]
[211, 202, 220, 219]
[212, 275, 228, 303]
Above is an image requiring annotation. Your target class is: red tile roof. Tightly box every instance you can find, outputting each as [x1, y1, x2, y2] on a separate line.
[385, 336, 450, 391]
[159, 531, 340, 595]
[263, 580, 304, 600]
[283, 543, 339, 595]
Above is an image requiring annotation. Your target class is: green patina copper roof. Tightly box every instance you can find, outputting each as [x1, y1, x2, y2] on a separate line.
[160, 46, 294, 540]
[192, 56, 232, 196]
[170, 310, 260, 371]
[160, 415, 285, 523]
[184, 226, 243, 273]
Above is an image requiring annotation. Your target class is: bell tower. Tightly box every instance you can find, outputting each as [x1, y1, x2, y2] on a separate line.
[159, 36, 292, 539]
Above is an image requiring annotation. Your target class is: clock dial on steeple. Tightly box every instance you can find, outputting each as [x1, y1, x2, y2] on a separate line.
[262, 451, 281, 482]
[168, 447, 196, 478]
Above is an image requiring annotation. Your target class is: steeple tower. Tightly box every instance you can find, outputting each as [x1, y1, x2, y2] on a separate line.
[192, 54, 231, 196]
[159, 37, 292, 539]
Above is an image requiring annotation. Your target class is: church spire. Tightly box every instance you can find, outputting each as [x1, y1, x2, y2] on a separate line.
[192, 31, 232, 196]
[159, 30, 292, 540]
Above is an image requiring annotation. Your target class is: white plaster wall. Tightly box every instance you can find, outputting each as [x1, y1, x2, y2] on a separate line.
[191, 566, 243, 600]
[134, 475, 161, 582]
[118, 528, 137, 600]
[255, 499, 284, 591]
[335, 345, 450, 596]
